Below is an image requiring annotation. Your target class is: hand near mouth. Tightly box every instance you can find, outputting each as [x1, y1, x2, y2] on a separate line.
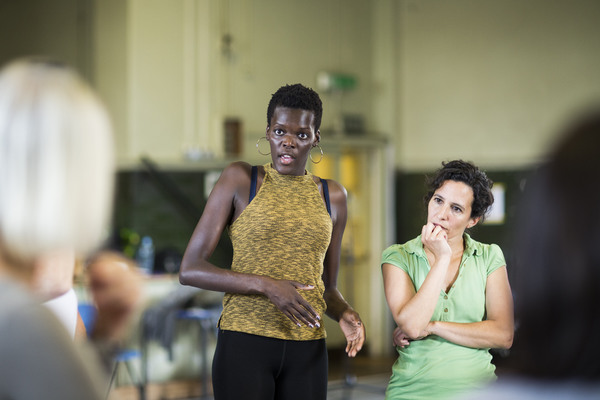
[421, 222, 451, 260]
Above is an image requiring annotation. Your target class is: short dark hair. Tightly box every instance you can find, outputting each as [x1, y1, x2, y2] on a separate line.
[266, 84, 323, 131]
[508, 110, 600, 380]
[424, 160, 494, 221]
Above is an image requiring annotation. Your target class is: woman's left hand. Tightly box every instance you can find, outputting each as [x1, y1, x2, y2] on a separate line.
[339, 309, 366, 357]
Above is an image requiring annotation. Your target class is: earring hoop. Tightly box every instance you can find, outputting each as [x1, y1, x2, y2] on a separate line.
[256, 137, 270, 156]
[310, 144, 324, 164]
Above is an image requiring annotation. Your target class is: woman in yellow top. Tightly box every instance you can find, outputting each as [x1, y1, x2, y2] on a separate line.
[179, 83, 365, 400]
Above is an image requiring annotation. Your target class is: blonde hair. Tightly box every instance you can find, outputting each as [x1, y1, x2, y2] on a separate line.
[0, 59, 114, 266]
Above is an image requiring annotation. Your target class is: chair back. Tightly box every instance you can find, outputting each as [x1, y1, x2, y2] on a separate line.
[78, 303, 97, 336]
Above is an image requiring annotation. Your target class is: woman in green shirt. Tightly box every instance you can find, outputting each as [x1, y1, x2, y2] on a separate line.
[381, 160, 514, 400]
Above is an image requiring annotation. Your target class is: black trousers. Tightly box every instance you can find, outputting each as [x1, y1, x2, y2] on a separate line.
[212, 329, 328, 400]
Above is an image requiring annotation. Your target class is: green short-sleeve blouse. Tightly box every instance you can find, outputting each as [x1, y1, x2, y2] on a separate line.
[381, 233, 506, 400]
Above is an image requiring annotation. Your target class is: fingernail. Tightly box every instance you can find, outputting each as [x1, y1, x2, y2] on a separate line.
[315, 322, 320, 328]
[309, 324, 314, 328]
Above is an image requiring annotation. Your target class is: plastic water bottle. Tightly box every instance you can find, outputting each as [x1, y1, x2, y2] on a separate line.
[136, 236, 155, 274]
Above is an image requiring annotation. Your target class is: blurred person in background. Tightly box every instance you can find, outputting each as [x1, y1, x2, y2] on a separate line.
[0, 58, 140, 400]
[459, 110, 600, 399]
[31, 248, 81, 338]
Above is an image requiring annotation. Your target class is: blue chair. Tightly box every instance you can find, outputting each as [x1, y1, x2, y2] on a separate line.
[78, 303, 145, 400]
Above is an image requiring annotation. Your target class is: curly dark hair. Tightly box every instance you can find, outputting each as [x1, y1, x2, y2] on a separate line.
[424, 160, 494, 221]
[266, 84, 323, 131]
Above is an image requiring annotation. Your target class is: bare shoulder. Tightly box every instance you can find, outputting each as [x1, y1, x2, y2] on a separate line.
[218, 162, 265, 209]
[312, 175, 347, 210]
[322, 178, 348, 202]
[219, 161, 253, 186]
[315, 176, 348, 229]
[223, 161, 266, 178]
[223, 161, 251, 176]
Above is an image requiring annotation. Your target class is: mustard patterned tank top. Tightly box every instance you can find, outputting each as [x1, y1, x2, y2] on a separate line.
[219, 163, 333, 341]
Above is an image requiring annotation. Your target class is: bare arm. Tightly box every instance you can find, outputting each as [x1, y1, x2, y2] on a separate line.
[31, 249, 76, 301]
[179, 162, 320, 327]
[321, 179, 365, 357]
[426, 266, 514, 349]
[179, 163, 270, 294]
[385, 260, 514, 350]
[383, 223, 452, 339]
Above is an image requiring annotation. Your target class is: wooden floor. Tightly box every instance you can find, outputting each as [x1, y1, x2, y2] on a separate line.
[108, 350, 395, 400]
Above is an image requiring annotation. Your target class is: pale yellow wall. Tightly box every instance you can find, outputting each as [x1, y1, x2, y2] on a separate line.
[93, 0, 375, 165]
[95, 0, 223, 165]
[4, 1, 600, 170]
[94, 0, 129, 162]
[4, 0, 600, 357]
[127, 0, 188, 161]
[213, 0, 375, 156]
[391, 0, 600, 171]
[370, 0, 401, 144]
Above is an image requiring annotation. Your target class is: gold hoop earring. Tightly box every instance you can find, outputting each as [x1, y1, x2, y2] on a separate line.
[256, 137, 270, 156]
[310, 144, 324, 164]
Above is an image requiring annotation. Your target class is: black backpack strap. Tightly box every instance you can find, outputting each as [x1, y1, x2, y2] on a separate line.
[249, 165, 258, 203]
[321, 179, 332, 217]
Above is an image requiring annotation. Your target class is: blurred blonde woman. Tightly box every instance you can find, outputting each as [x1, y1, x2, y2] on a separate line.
[0, 58, 139, 399]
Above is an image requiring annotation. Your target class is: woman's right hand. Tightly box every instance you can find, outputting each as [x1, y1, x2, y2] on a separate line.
[421, 222, 451, 262]
[393, 323, 431, 347]
[393, 326, 411, 348]
[263, 277, 321, 328]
